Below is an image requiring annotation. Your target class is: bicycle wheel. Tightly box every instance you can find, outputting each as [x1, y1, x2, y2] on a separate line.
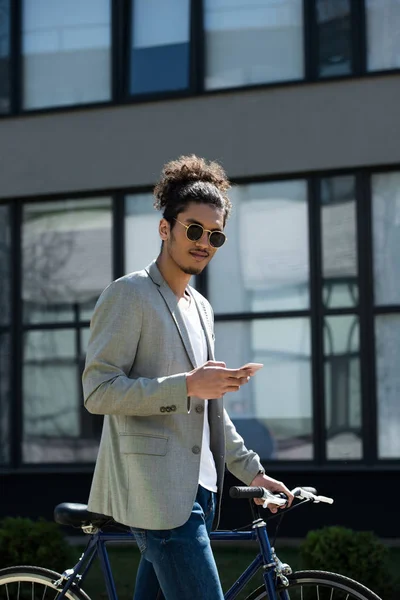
[0, 565, 91, 600]
[244, 569, 382, 600]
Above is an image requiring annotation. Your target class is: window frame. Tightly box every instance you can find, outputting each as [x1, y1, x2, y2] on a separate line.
[1, 166, 400, 472]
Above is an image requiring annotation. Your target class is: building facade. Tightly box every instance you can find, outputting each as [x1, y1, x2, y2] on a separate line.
[1, 0, 400, 538]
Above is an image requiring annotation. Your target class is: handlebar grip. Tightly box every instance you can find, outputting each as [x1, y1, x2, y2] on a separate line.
[229, 486, 265, 499]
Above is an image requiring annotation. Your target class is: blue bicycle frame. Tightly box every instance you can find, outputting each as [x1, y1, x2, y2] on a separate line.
[55, 521, 289, 600]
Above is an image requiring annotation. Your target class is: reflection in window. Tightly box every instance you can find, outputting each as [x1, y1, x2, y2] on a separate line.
[321, 176, 358, 308]
[0, 204, 10, 325]
[22, 0, 111, 109]
[125, 194, 161, 274]
[372, 171, 400, 305]
[22, 198, 112, 324]
[376, 315, 400, 458]
[215, 318, 312, 460]
[316, 0, 352, 77]
[0, 0, 10, 112]
[324, 315, 362, 460]
[209, 181, 309, 314]
[130, 0, 190, 95]
[366, 0, 400, 71]
[204, 0, 304, 89]
[23, 329, 99, 463]
[0, 333, 10, 464]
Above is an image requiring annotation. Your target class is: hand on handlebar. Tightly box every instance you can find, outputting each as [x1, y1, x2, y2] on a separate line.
[249, 473, 294, 514]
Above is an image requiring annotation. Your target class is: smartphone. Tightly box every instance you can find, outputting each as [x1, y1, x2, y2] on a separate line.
[241, 362, 264, 376]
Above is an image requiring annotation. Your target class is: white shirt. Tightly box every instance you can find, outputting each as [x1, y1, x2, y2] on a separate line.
[179, 292, 218, 493]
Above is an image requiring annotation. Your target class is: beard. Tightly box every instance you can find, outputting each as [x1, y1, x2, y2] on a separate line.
[180, 265, 202, 275]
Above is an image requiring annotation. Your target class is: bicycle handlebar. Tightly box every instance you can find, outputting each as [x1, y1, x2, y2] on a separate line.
[229, 486, 334, 507]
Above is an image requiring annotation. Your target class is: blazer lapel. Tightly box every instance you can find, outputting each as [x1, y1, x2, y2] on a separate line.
[145, 261, 197, 369]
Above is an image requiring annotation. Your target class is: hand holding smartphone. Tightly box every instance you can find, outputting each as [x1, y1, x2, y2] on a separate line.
[241, 362, 264, 376]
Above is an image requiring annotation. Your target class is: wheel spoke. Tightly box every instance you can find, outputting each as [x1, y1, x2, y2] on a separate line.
[5, 583, 10, 600]
[330, 587, 333, 600]
[42, 583, 47, 600]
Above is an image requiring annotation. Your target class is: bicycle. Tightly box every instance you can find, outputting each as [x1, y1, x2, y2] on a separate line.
[0, 486, 382, 599]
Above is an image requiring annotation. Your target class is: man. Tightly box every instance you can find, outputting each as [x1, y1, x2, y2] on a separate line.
[83, 155, 293, 600]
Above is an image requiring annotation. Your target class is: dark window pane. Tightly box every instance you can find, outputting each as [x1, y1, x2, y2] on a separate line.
[23, 329, 99, 463]
[375, 315, 400, 458]
[321, 176, 358, 308]
[215, 318, 313, 461]
[0, 332, 10, 464]
[366, 0, 400, 71]
[324, 315, 362, 460]
[22, 0, 111, 109]
[205, 0, 304, 90]
[372, 171, 400, 306]
[130, 0, 190, 95]
[22, 198, 112, 324]
[316, 0, 352, 77]
[0, 0, 10, 112]
[0, 204, 11, 325]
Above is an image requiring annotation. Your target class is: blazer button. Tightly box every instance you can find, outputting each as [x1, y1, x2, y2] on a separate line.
[166, 407, 171, 412]
[192, 445, 201, 454]
[171, 405, 176, 411]
[160, 407, 166, 413]
[195, 405, 204, 414]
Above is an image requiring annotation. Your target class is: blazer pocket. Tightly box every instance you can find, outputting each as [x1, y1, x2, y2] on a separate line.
[119, 434, 168, 456]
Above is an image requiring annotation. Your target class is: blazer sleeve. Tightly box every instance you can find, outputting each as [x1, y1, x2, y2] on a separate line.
[223, 409, 264, 486]
[82, 279, 190, 417]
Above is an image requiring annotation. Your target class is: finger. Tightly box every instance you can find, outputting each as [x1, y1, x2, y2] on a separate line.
[205, 361, 226, 367]
[231, 376, 250, 386]
[223, 368, 250, 379]
[224, 385, 241, 393]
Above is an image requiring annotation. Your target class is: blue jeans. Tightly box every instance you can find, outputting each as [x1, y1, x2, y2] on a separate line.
[131, 485, 224, 600]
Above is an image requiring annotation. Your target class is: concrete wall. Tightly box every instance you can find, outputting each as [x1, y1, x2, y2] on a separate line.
[0, 74, 399, 199]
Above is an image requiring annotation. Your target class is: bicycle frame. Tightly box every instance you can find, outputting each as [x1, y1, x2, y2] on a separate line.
[55, 521, 288, 600]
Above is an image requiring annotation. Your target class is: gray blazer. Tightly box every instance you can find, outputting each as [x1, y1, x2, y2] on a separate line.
[83, 260, 262, 530]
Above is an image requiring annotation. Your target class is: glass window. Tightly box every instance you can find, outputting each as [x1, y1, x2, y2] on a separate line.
[0, 204, 11, 325]
[22, 198, 112, 324]
[321, 176, 358, 308]
[130, 0, 190, 95]
[125, 193, 161, 273]
[22, 328, 99, 463]
[22, 0, 111, 109]
[204, 0, 304, 90]
[375, 315, 400, 458]
[372, 171, 400, 306]
[215, 318, 312, 460]
[366, 0, 400, 71]
[316, 0, 352, 77]
[0, 0, 10, 112]
[208, 181, 309, 314]
[324, 315, 362, 460]
[0, 333, 10, 464]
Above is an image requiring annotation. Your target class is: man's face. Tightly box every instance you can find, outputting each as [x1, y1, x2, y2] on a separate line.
[161, 202, 225, 276]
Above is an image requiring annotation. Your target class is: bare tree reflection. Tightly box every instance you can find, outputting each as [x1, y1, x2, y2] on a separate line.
[22, 210, 109, 463]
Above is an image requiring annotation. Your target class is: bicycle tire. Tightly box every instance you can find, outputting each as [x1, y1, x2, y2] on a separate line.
[244, 569, 383, 600]
[0, 565, 91, 600]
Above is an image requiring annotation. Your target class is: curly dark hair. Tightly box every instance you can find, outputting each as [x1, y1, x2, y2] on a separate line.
[153, 155, 232, 224]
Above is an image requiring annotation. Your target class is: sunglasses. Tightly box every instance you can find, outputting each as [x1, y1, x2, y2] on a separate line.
[174, 219, 227, 248]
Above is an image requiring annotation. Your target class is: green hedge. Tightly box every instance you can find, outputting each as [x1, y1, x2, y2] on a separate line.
[299, 525, 394, 598]
[0, 516, 72, 573]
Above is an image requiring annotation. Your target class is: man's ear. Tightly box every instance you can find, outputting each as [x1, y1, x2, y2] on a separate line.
[159, 218, 170, 241]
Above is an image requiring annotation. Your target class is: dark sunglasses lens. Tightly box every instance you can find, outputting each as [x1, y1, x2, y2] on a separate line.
[186, 224, 203, 241]
[209, 231, 226, 248]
